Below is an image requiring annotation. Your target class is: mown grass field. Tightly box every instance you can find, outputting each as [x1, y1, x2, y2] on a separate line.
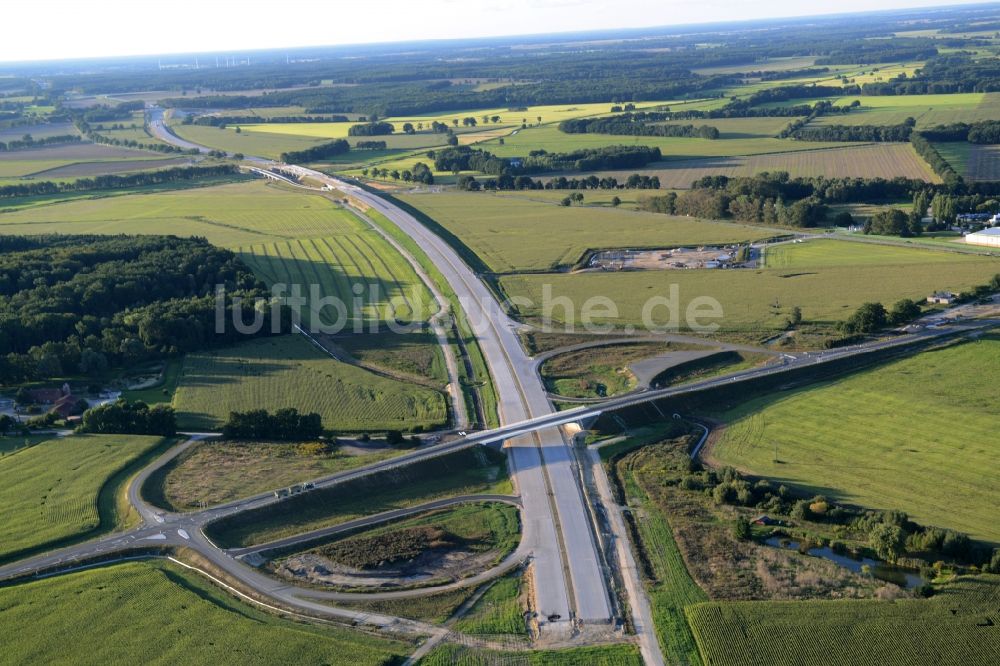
[205, 447, 512, 547]
[687, 575, 1000, 666]
[810, 92, 1000, 127]
[397, 192, 776, 272]
[500, 251, 1000, 332]
[762, 238, 965, 268]
[935, 141, 1000, 182]
[0, 434, 165, 562]
[170, 122, 328, 159]
[591, 143, 939, 190]
[711, 334, 1000, 543]
[238, 232, 434, 325]
[156, 440, 399, 511]
[0, 561, 409, 664]
[172, 335, 447, 432]
[0, 181, 358, 247]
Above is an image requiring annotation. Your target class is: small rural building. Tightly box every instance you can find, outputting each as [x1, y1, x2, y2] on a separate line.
[927, 291, 957, 305]
[753, 515, 777, 526]
[966, 226, 1000, 248]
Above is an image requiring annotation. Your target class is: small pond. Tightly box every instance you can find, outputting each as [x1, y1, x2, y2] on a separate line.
[765, 536, 924, 589]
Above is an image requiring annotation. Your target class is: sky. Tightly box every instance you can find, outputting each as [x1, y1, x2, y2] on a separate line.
[0, 0, 987, 63]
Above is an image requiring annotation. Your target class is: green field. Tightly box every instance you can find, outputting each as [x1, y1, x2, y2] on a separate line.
[500, 245, 1000, 333]
[205, 447, 512, 548]
[0, 181, 360, 247]
[170, 122, 328, 160]
[762, 238, 966, 268]
[0, 434, 165, 562]
[238, 232, 434, 325]
[172, 335, 447, 432]
[333, 329, 448, 385]
[585, 143, 939, 190]
[809, 92, 1000, 127]
[710, 334, 1000, 543]
[398, 192, 776, 272]
[155, 440, 399, 511]
[0, 561, 409, 664]
[935, 141, 1000, 182]
[480, 123, 858, 160]
[452, 571, 527, 635]
[687, 575, 1000, 666]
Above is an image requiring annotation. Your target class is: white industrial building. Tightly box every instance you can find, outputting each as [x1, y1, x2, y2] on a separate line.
[965, 227, 1000, 248]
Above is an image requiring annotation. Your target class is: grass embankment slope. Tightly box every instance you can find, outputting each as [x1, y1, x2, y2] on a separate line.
[502, 239, 1000, 333]
[172, 335, 447, 432]
[0, 434, 166, 562]
[711, 333, 1000, 543]
[205, 447, 512, 548]
[397, 192, 776, 273]
[302, 502, 519, 570]
[0, 561, 409, 665]
[155, 440, 399, 511]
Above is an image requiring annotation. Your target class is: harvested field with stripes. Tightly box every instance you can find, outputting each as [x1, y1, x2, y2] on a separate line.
[239, 231, 434, 325]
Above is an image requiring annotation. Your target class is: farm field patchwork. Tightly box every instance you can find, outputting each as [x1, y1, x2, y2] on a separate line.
[0, 561, 409, 664]
[238, 232, 434, 325]
[0, 434, 165, 562]
[0, 180, 359, 247]
[482, 123, 858, 159]
[169, 122, 328, 159]
[709, 333, 1000, 543]
[687, 575, 1000, 666]
[579, 143, 940, 189]
[0, 142, 178, 178]
[397, 192, 776, 272]
[171, 335, 447, 432]
[500, 250, 1000, 332]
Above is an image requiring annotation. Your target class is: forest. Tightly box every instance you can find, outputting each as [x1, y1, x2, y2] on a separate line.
[0, 235, 288, 383]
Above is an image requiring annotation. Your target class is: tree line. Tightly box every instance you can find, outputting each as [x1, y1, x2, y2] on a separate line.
[789, 118, 915, 142]
[79, 400, 176, 436]
[362, 162, 434, 184]
[0, 134, 81, 152]
[185, 114, 349, 127]
[559, 114, 720, 139]
[0, 234, 288, 383]
[0, 165, 240, 200]
[222, 408, 323, 440]
[279, 139, 350, 163]
[919, 120, 1000, 144]
[456, 172, 660, 191]
[347, 121, 395, 136]
[432, 145, 661, 176]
